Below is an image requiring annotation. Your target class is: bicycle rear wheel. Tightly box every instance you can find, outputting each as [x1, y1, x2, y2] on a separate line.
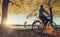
[32, 20, 43, 34]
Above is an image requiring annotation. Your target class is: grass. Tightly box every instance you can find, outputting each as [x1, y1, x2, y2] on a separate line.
[10, 25, 60, 30]
[56, 25, 60, 29]
[11, 27, 32, 30]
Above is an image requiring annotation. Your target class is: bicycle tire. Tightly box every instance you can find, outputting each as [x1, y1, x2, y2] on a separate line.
[32, 20, 43, 34]
[47, 22, 57, 30]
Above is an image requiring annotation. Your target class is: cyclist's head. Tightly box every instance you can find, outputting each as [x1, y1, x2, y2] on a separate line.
[40, 5, 43, 7]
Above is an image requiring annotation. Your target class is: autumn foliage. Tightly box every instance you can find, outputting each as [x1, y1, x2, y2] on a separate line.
[0, 0, 60, 18]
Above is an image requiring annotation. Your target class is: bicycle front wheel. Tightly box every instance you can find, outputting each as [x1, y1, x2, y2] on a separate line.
[47, 22, 57, 30]
[52, 22, 57, 30]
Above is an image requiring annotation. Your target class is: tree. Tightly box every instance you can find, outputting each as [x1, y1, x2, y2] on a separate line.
[1, 0, 9, 26]
[1, 0, 9, 37]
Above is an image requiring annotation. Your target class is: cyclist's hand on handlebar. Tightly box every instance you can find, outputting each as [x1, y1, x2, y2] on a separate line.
[48, 15, 51, 17]
[46, 14, 50, 17]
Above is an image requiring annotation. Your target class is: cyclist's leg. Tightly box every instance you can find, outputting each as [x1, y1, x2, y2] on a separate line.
[42, 15, 47, 26]
[44, 19, 50, 26]
[39, 15, 50, 26]
[42, 15, 51, 26]
[39, 16, 45, 24]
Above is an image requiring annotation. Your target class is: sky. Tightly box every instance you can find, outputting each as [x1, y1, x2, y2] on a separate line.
[0, 13, 60, 25]
[6, 14, 60, 25]
[7, 14, 36, 25]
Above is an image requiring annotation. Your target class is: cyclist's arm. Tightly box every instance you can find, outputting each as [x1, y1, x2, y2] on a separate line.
[44, 10, 50, 16]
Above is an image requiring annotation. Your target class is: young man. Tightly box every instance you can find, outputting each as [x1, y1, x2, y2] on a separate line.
[39, 5, 50, 26]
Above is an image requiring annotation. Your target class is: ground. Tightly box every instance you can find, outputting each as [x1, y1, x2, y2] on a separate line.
[0, 28, 60, 37]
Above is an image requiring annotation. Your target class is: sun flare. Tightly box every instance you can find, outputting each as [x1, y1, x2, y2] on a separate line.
[7, 19, 14, 24]
[5, 19, 14, 27]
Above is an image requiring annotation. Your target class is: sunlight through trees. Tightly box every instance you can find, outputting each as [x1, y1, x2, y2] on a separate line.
[0, 0, 60, 18]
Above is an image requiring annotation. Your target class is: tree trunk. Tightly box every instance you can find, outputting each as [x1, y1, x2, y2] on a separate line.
[48, 0, 53, 23]
[1, 0, 9, 26]
[1, 0, 9, 37]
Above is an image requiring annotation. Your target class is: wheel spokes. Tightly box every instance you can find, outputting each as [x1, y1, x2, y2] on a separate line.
[32, 21, 43, 34]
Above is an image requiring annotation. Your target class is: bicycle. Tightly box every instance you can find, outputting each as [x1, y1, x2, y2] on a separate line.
[32, 1, 57, 34]
[32, 15, 57, 34]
